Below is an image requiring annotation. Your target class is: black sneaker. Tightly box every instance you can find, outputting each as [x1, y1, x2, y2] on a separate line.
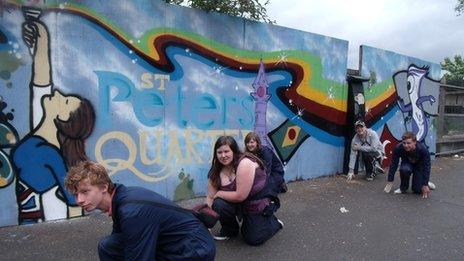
[277, 219, 284, 229]
[366, 174, 374, 181]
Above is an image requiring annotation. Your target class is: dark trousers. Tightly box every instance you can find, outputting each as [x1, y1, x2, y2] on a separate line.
[212, 198, 281, 246]
[399, 162, 424, 193]
[353, 151, 377, 175]
[98, 234, 124, 261]
[270, 172, 285, 194]
[98, 229, 215, 261]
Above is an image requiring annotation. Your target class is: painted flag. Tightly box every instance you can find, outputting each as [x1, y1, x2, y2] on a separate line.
[268, 119, 310, 163]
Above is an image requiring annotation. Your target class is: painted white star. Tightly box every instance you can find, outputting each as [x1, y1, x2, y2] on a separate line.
[323, 86, 335, 105]
[291, 107, 306, 120]
[209, 66, 229, 76]
[275, 52, 288, 67]
[365, 106, 374, 118]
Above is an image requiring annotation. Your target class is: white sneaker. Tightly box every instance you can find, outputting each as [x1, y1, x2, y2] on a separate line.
[394, 188, 403, 194]
[428, 182, 436, 190]
[277, 219, 284, 229]
[373, 162, 385, 175]
[213, 233, 230, 241]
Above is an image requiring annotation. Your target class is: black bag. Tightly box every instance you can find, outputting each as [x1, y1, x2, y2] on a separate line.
[191, 203, 219, 228]
[245, 177, 281, 216]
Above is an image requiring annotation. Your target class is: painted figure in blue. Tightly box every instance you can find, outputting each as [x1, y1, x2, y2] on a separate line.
[10, 17, 95, 223]
[395, 64, 437, 142]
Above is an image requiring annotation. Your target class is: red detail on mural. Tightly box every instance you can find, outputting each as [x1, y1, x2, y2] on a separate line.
[288, 128, 296, 140]
[380, 124, 400, 167]
[257, 86, 265, 97]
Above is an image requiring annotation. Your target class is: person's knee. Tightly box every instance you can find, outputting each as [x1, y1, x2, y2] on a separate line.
[98, 235, 123, 260]
[241, 220, 277, 246]
[98, 236, 111, 258]
[399, 165, 412, 175]
[242, 232, 266, 246]
[212, 198, 230, 214]
[98, 236, 110, 253]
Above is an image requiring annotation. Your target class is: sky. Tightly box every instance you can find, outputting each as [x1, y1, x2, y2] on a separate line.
[267, 0, 464, 69]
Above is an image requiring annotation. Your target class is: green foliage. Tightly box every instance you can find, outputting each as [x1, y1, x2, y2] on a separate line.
[165, 0, 275, 23]
[441, 55, 464, 83]
[456, 0, 464, 15]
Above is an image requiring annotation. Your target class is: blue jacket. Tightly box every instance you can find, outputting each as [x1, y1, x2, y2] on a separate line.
[387, 142, 431, 186]
[111, 184, 215, 260]
[258, 146, 284, 183]
[259, 146, 284, 176]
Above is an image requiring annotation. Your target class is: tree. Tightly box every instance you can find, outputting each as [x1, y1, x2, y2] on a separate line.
[456, 0, 464, 15]
[441, 55, 464, 85]
[164, 0, 275, 24]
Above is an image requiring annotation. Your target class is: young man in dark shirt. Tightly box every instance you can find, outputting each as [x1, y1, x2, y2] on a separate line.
[65, 161, 215, 260]
[384, 132, 432, 198]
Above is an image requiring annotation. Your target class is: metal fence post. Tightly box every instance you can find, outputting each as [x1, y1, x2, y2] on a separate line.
[437, 85, 446, 139]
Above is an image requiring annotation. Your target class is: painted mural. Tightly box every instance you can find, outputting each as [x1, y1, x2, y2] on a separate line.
[0, 1, 442, 228]
[359, 45, 440, 166]
[0, 0, 349, 226]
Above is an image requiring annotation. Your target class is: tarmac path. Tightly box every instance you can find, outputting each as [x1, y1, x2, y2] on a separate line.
[1, 155, 463, 260]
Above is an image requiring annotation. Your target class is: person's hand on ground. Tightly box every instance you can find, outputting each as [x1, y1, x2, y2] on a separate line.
[347, 172, 355, 181]
[421, 185, 430, 198]
[384, 182, 393, 193]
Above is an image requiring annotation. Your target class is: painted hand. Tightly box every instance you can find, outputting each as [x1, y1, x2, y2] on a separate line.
[22, 20, 48, 57]
[22, 21, 38, 54]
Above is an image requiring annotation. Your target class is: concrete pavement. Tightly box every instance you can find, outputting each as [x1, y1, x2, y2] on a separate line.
[1, 155, 463, 260]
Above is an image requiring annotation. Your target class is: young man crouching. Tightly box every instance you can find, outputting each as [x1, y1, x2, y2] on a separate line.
[65, 161, 215, 260]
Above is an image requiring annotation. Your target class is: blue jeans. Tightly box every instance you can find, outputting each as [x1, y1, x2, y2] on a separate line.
[399, 162, 424, 193]
[212, 198, 281, 245]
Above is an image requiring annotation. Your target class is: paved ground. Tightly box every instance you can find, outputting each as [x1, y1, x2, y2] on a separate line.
[1, 155, 464, 260]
